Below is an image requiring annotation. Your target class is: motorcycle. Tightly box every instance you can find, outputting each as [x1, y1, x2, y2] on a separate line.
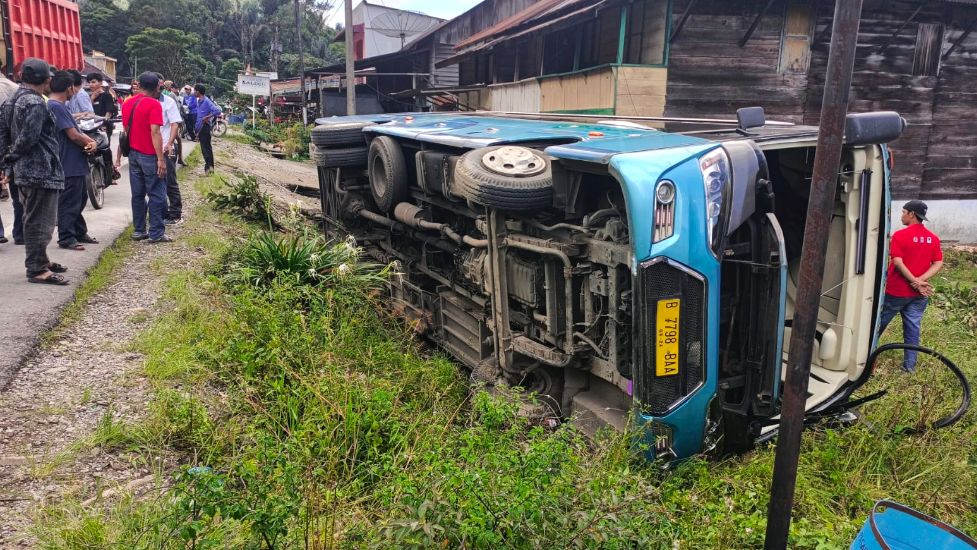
[211, 112, 228, 137]
[77, 116, 112, 209]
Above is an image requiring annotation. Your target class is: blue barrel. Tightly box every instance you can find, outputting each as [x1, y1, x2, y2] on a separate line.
[851, 501, 977, 550]
[228, 114, 247, 125]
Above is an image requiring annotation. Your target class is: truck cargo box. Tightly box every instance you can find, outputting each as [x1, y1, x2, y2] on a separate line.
[1, 0, 84, 75]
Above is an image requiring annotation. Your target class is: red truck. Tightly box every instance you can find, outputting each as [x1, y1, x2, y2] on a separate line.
[1, 0, 84, 76]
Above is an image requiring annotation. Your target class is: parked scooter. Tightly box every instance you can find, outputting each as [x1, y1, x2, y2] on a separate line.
[77, 115, 112, 209]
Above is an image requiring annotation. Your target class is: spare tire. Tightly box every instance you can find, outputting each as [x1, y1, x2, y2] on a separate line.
[454, 145, 553, 211]
[367, 136, 408, 213]
[315, 145, 369, 168]
[311, 121, 371, 147]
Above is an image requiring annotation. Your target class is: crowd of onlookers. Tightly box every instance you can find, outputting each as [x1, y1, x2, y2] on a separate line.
[0, 58, 222, 286]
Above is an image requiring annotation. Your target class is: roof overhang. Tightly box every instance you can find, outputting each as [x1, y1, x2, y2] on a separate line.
[437, 0, 609, 69]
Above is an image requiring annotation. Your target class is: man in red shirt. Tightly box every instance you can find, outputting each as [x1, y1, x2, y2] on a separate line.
[115, 72, 170, 243]
[879, 200, 943, 372]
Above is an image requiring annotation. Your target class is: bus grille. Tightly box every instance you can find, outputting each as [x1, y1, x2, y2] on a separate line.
[634, 260, 706, 415]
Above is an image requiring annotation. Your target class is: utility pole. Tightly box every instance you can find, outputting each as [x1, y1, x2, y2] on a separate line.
[344, 0, 356, 115]
[294, 0, 307, 125]
[763, 1, 863, 549]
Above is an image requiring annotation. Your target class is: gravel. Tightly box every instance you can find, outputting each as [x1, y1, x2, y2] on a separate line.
[0, 139, 323, 547]
[0, 169, 207, 547]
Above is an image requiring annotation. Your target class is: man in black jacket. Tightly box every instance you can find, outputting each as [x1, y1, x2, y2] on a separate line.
[0, 58, 69, 284]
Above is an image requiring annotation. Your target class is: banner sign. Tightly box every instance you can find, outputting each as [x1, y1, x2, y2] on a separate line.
[237, 74, 271, 96]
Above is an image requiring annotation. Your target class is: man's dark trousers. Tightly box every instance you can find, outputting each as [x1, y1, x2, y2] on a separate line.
[198, 122, 214, 171]
[129, 151, 167, 240]
[165, 153, 181, 220]
[185, 113, 196, 140]
[57, 175, 88, 247]
[18, 185, 59, 277]
[9, 180, 24, 243]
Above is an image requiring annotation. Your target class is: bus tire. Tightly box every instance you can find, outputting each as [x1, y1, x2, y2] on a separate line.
[454, 145, 553, 211]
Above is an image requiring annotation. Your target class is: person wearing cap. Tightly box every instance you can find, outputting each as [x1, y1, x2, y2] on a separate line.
[878, 200, 944, 372]
[116, 71, 171, 243]
[0, 58, 70, 284]
[161, 80, 177, 100]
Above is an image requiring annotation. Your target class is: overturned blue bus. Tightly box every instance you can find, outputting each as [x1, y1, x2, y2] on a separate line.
[312, 108, 905, 460]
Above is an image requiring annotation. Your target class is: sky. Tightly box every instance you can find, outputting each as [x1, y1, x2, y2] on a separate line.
[326, 0, 483, 26]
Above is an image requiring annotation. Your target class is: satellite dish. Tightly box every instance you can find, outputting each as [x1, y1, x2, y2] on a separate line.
[370, 11, 437, 48]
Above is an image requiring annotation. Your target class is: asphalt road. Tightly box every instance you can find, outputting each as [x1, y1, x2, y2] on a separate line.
[0, 140, 194, 389]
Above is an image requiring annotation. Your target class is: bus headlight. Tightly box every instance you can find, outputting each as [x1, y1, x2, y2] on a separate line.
[699, 148, 731, 256]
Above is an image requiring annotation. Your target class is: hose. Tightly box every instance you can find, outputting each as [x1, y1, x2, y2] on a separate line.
[849, 343, 971, 431]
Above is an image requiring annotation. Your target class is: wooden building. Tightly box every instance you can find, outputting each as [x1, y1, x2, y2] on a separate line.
[430, 0, 977, 238]
[307, 15, 460, 114]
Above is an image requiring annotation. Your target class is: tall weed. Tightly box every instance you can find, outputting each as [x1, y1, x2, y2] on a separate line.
[205, 175, 273, 225]
[34, 216, 977, 548]
[229, 233, 388, 290]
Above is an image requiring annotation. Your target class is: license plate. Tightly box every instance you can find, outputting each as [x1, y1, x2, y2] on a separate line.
[656, 298, 681, 377]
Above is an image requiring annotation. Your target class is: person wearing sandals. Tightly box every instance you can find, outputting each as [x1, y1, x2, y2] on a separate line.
[49, 71, 98, 251]
[0, 58, 70, 285]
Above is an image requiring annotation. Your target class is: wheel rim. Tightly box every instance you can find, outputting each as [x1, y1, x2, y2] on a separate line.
[480, 146, 546, 177]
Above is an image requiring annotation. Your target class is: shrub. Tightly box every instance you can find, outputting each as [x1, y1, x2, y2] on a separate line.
[205, 175, 273, 224]
[229, 232, 388, 290]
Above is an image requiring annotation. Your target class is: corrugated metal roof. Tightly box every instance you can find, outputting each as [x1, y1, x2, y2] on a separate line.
[454, 0, 593, 50]
[438, 0, 607, 67]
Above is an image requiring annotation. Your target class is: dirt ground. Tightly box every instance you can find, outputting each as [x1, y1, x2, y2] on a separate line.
[213, 137, 321, 215]
[0, 141, 319, 547]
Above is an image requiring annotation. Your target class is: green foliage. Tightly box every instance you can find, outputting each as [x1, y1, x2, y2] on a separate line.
[205, 175, 272, 224]
[31, 161, 977, 548]
[243, 123, 275, 145]
[278, 52, 326, 77]
[280, 122, 311, 159]
[125, 27, 213, 84]
[243, 120, 312, 159]
[230, 232, 388, 289]
[210, 58, 246, 97]
[933, 283, 977, 332]
[83, 0, 341, 88]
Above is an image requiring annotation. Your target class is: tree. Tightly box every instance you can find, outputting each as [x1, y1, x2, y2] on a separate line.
[84, 0, 336, 95]
[126, 28, 212, 85]
[216, 57, 245, 96]
[278, 53, 325, 78]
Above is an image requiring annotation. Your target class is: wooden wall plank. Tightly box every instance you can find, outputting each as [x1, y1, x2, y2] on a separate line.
[540, 67, 615, 112]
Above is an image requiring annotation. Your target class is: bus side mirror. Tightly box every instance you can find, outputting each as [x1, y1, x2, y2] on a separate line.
[737, 107, 766, 131]
[723, 140, 769, 237]
[845, 112, 907, 146]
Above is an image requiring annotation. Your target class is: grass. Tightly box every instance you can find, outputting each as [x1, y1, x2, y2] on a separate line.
[42, 149, 204, 346]
[29, 161, 977, 548]
[938, 248, 977, 289]
[41, 228, 135, 346]
[223, 131, 257, 146]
